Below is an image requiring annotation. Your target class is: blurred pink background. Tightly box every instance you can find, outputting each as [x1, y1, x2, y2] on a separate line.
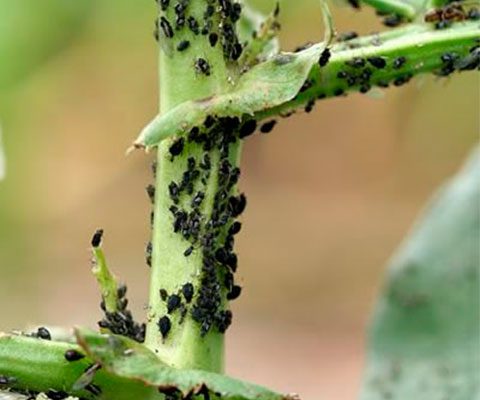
[0, 1, 478, 399]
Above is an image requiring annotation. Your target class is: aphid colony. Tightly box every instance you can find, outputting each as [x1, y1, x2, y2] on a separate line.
[292, 49, 413, 113]
[424, 1, 480, 29]
[151, 115, 255, 339]
[145, 112, 278, 341]
[435, 45, 480, 75]
[158, 382, 213, 400]
[295, 36, 478, 113]
[0, 386, 78, 400]
[97, 285, 146, 343]
[92, 230, 146, 343]
[154, 0, 244, 76]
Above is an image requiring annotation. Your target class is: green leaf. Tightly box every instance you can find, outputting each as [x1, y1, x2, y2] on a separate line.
[236, 2, 280, 65]
[134, 43, 323, 149]
[76, 328, 298, 400]
[361, 148, 480, 400]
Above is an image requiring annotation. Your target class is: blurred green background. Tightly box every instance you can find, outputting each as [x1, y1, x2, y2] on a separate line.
[0, 0, 478, 399]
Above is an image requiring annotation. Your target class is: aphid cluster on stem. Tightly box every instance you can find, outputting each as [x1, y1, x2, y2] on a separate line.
[435, 45, 479, 76]
[153, 0, 245, 75]
[97, 283, 146, 343]
[153, 113, 279, 338]
[424, 2, 479, 29]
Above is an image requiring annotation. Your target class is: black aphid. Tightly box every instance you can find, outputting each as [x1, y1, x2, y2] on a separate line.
[228, 193, 247, 217]
[169, 137, 185, 158]
[346, 0, 360, 9]
[160, 16, 174, 38]
[208, 32, 219, 47]
[337, 31, 358, 41]
[393, 56, 406, 69]
[117, 284, 127, 298]
[158, 316, 172, 339]
[318, 48, 331, 67]
[468, 7, 480, 20]
[192, 191, 205, 208]
[160, 288, 168, 301]
[177, 40, 190, 51]
[64, 349, 85, 362]
[0, 375, 17, 385]
[195, 58, 211, 75]
[440, 52, 459, 63]
[35, 327, 51, 340]
[159, 0, 170, 11]
[383, 14, 403, 27]
[346, 57, 365, 68]
[91, 229, 104, 247]
[239, 120, 257, 139]
[167, 294, 182, 313]
[260, 120, 277, 134]
[174, 2, 186, 15]
[145, 241, 152, 267]
[228, 221, 242, 235]
[305, 99, 315, 113]
[46, 390, 70, 400]
[393, 74, 412, 86]
[146, 184, 155, 203]
[300, 79, 313, 92]
[359, 84, 371, 93]
[204, 115, 216, 128]
[182, 283, 194, 303]
[227, 285, 242, 300]
[367, 56, 386, 69]
[204, 4, 215, 18]
[188, 16, 200, 34]
[184, 246, 194, 257]
[216, 310, 233, 333]
[377, 80, 389, 88]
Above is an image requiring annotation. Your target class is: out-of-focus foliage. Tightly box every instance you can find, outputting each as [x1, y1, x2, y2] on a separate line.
[361, 149, 480, 400]
[0, 0, 93, 91]
[0, 124, 5, 180]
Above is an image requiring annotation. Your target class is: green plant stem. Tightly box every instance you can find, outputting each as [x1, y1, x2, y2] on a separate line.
[256, 22, 479, 120]
[144, 0, 238, 373]
[0, 334, 159, 399]
[92, 244, 119, 313]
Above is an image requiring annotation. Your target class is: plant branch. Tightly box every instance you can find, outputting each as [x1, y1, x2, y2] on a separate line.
[91, 230, 119, 314]
[0, 333, 160, 399]
[133, 21, 478, 149]
[256, 22, 479, 120]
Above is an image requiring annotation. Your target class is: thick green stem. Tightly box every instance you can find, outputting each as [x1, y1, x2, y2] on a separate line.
[0, 334, 159, 399]
[144, 0, 240, 372]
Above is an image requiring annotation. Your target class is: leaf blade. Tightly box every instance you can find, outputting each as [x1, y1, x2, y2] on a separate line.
[361, 148, 480, 400]
[76, 328, 297, 400]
